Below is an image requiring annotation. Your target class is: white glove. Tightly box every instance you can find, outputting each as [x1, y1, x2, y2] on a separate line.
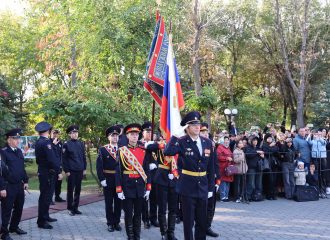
[215, 184, 219, 192]
[144, 191, 150, 201]
[100, 180, 107, 187]
[168, 174, 174, 180]
[149, 163, 158, 170]
[117, 192, 125, 200]
[173, 125, 189, 138]
[144, 141, 155, 148]
[208, 192, 213, 198]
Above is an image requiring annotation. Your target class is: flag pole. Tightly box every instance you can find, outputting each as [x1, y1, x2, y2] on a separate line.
[151, 0, 161, 140]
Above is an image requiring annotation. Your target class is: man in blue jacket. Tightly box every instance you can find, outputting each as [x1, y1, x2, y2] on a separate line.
[164, 111, 215, 240]
[293, 127, 311, 169]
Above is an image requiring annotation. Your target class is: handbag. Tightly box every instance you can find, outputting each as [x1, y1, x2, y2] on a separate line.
[225, 165, 239, 176]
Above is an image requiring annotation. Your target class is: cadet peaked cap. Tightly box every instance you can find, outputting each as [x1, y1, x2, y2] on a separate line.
[124, 123, 142, 134]
[106, 125, 121, 137]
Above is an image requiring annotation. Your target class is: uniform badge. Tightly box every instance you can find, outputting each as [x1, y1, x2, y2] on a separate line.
[47, 144, 52, 149]
[204, 149, 210, 157]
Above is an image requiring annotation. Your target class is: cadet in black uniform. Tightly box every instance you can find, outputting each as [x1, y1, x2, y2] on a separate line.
[62, 125, 87, 216]
[96, 125, 122, 232]
[200, 123, 221, 238]
[164, 112, 215, 240]
[51, 129, 65, 202]
[146, 137, 178, 240]
[0, 129, 28, 240]
[115, 124, 151, 240]
[141, 121, 159, 229]
[35, 122, 61, 229]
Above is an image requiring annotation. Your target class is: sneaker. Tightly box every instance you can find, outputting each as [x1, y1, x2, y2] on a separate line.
[326, 187, 330, 195]
[235, 199, 241, 203]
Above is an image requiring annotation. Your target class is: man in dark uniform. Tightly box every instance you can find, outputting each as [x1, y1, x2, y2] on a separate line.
[164, 112, 215, 240]
[51, 129, 65, 203]
[117, 124, 128, 147]
[96, 125, 122, 232]
[146, 136, 178, 240]
[141, 121, 159, 229]
[0, 129, 28, 240]
[35, 122, 61, 229]
[62, 125, 87, 216]
[115, 124, 151, 240]
[200, 123, 221, 238]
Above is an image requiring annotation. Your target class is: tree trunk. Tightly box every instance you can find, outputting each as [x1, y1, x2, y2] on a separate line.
[192, 0, 202, 96]
[70, 40, 77, 87]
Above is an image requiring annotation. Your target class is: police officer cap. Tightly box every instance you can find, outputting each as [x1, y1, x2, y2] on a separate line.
[5, 128, 22, 138]
[106, 125, 121, 137]
[35, 121, 52, 133]
[124, 123, 142, 134]
[180, 111, 201, 126]
[200, 122, 209, 131]
[66, 125, 79, 134]
[142, 121, 152, 131]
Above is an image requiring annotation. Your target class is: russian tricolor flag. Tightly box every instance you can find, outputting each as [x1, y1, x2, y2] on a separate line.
[160, 34, 185, 141]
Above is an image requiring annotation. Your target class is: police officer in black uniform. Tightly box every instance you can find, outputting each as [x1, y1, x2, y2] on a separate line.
[96, 125, 122, 232]
[141, 121, 159, 229]
[164, 112, 215, 240]
[62, 125, 87, 216]
[51, 129, 65, 203]
[0, 129, 28, 240]
[35, 122, 61, 229]
[146, 136, 178, 240]
[200, 123, 221, 238]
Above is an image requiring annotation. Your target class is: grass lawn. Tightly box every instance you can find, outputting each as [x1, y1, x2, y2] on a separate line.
[25, 149, 101, 192]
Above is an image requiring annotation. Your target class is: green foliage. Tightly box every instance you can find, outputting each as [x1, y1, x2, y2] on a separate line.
[310, 80, 330, 128]
[233, 88, 279, 130]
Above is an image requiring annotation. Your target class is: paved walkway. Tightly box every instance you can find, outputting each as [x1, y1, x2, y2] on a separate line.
[8, 192, 330, 240]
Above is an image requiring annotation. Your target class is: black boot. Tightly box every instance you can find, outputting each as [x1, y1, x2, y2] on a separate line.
[125, 219, 134, 240]
[167, 213, 177, 240]
[133, 216, 141, 240]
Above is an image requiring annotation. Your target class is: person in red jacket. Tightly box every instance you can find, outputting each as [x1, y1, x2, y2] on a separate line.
[217, 136, 234, 202]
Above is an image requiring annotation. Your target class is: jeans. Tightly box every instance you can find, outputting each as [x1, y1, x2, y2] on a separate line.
[246, 168, 262, 199]
[281, 162, 295, 198]
[233, 174, 242, 200]
[219, 181, 230, 200]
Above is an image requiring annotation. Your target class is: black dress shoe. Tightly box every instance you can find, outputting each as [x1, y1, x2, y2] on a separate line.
[1, 234, 13, 240]
[9, 227, 27, 235]
[175, 217, 181, 224]
[150, 219, 160, 227]
[114, 224, 122, 231]
[143, 220, 151, 229]
[47, 217, 58, 222]
[74, 209, 82, 215]
[55, 197, 66, 202]
[69, 210, 75, 216]
[38, 223, 53, 229]
[206, 228, 219, 237]
[107, 225, 114, 232]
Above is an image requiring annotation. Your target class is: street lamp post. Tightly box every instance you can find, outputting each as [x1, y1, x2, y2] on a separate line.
[224, 108, 238, 133]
